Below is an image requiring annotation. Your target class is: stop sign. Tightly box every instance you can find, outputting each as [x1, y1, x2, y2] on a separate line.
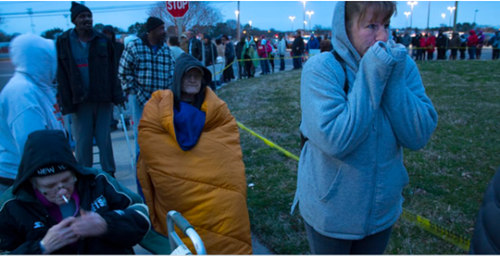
[166, 1, 189, 18]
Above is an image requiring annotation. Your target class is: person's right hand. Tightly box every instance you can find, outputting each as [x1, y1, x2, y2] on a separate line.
[41, 217, 79, 254]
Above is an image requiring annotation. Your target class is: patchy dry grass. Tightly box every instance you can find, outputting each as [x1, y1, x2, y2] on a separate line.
[218, 60, 500, 254]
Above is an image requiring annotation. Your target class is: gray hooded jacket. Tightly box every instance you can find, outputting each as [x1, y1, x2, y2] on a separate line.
[294, 2, 438, 239]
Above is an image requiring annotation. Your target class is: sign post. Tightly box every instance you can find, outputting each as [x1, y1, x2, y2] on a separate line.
[166, 1, 189, 39]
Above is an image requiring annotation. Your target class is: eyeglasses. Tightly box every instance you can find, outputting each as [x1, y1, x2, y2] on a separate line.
[36, 175, 77, 196]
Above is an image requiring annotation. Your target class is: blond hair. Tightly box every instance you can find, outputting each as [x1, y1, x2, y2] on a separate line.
[345, 1, 396, 33]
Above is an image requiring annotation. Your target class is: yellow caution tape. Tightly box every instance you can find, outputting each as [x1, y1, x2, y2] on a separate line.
[401, 209, 470, 252]
[236, 121, 471, 252]
[236, 121, 300, 161]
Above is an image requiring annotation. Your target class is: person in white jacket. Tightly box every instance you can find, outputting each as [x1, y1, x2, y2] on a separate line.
[0, 34, 65, 193]
[277, 33, 287, 71]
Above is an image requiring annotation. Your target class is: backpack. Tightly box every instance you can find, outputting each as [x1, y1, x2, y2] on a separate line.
[300, 50, 349, 150]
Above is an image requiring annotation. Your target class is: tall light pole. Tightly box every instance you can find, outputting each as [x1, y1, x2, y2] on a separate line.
[306, 10, 314, 32]
[426, 1, 431, 30]
[289, 16, 296, 32]
[447, 6, 456, 28]
[473, 9, 478, 27]
[301, 0, 306, 32]
[441, 13, 446, 26]
[404, 11, 411, 28]
[27, 8, 35, 33]
[236, 1, 240, 42]
[407, 1, 418, 29]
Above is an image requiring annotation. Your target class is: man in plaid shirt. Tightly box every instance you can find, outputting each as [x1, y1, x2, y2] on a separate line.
[119, 17, 175, 155]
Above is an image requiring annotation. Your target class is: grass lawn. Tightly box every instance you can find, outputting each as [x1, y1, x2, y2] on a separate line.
[217, 59, 500, 254]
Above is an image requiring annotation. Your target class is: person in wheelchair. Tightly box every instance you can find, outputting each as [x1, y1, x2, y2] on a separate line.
[137, 53, 252, 254]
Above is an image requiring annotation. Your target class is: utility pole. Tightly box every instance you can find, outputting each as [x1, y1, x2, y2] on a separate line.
[27, 8, 35, 33]
[453, 1, 458, 32]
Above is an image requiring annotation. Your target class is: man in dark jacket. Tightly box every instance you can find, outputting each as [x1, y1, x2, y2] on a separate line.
[436, 30, 449, 60]
[292, 30, 305, 69]
[221, 35, 235, 83]
[470, 168, 500, 254]
[186, 30, 203, 61]
[56, 2, 124, 176]
[0, 130, 150, 254]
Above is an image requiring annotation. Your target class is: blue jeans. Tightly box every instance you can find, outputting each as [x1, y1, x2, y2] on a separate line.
[260, 59, 270, 74]
[468, 46, 476, 59]
[293, 55, 302, 69]
[304, 221, 393, 254]
[279, 54, 285, 70]
[71, 102, 115, 174]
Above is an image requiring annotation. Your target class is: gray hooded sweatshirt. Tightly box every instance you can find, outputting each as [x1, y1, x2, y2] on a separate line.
[294, 2, 438, 239]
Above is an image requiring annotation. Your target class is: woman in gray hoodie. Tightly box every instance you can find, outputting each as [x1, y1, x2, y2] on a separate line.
[293, 2, 438, 254]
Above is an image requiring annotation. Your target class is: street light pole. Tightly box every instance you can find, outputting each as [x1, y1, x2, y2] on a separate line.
[407, 1, 418, 29]
[473, 9, 478, 27]
[447, 6, 455, 28]
[236, 1, 240, 42]
[289, 16, 296, 32]
[404, 11, 411, 28]
[426, 1, 431, 30]
[306, 10, 314, 32]
[302, 1, 306, 32]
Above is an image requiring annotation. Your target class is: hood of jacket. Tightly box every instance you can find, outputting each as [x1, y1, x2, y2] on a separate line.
[12, 130, 83, 195]
[172, 53, 211, 109]
[9, 34, 57, 89]
[331, 1, 362, 72]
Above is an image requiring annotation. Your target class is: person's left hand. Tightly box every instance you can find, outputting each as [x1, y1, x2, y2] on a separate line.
[70, 209, 108, 238]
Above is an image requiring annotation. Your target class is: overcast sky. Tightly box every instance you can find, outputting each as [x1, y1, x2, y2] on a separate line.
[1, 1, 499, 35]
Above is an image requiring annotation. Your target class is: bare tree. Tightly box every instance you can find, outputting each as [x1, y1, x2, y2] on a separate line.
[148, 2, 222, 35]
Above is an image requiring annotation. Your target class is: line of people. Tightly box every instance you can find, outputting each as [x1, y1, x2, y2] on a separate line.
[401, 29, 500, 61]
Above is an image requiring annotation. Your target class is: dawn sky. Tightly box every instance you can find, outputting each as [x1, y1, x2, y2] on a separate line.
[1, 1, 499, 35]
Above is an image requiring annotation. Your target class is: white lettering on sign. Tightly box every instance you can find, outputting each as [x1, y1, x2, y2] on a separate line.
[167, 1, 188, 11]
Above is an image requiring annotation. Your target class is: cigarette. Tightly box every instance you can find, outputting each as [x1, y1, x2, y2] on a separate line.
[62, 195, 69, 204]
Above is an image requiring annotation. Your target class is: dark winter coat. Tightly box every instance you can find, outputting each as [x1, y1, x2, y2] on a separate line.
[0, 130, 150, 254]
[470, 168, 500, 254]
[188, 37, 203, 61]
[56, 29, 124, 114]
[449, 34, 461, 49]
[292, 36, 305, 56]
[224, 41, 235, 63]
[203, 38, 218, 67]
[436, 33, 449, 49]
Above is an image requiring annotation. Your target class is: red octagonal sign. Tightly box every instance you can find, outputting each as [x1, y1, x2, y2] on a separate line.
[166, 1, 189, 18]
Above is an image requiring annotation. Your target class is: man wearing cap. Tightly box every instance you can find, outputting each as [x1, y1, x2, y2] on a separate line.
[56, 2, 124, 177]
[118, 16, 175, 157]
[0, 130, 150, 254]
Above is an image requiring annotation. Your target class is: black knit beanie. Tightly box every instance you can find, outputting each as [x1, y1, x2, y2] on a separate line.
[145, 17, 164, 33]
[70, 2, 91, 23]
